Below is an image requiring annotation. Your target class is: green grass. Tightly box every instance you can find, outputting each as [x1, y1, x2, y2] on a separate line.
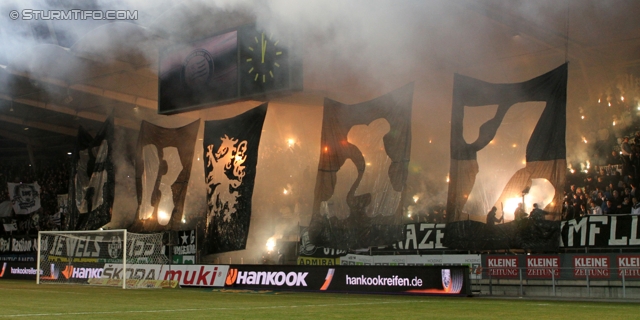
[0, 280, 638, 319]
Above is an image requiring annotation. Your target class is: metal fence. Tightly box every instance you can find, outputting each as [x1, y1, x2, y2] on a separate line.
[473, 267, 640, 299]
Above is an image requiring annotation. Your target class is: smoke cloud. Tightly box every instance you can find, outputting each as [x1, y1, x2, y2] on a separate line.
[1, 0, 638, 259]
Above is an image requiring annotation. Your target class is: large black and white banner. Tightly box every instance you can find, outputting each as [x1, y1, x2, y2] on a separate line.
[444, 64, 567, 251]
[308, 84, 413, 250]
[203, 104, 267, 254]
[131, 120, 200, 232]
[8, 183, 41, 215]
[65, 115, 114, 231]
[561, 215, 640, 248]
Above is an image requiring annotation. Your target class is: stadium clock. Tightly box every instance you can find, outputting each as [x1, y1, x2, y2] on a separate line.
[240, 28, 289, 95]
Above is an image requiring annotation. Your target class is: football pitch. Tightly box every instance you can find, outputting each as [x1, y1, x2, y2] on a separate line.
[0, 280, 638, 319]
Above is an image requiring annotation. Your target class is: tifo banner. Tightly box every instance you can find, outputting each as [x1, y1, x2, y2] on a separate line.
[445, 64, 567, 251]
[65, 115, 115, 231]
[561, 215, 640, 248]
[224, 265, 470, 296]
[305, 219, 640, 254]
[298, 226, 347, 258]
[101, 264, 228, 287]
[0, 236, 37, 253]
[308, 84, 413, 250]
[0, 262, 39, 280]
[203, 104, 267, 254]
[42, 233, 165, 264]
[8, 182, 41, 215]
[381, 223, 446, 251]
[172, 230, 196, 264]
[483, 253, 640, 280]
[131, 120, 200, 232]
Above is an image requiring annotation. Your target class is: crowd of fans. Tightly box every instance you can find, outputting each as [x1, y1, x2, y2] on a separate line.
[565, 128, 640, 219]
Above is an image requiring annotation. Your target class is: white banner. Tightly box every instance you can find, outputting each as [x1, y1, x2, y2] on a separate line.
[8, 183, 41, 215]
[340, 254, 482, 279]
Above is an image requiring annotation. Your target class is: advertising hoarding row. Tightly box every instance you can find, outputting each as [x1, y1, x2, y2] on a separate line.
[484, 253, 640, 280]
[225, 265, 469, 295]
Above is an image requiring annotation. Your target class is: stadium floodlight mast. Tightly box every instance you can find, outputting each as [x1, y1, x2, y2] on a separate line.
[37, 229, 129, 289]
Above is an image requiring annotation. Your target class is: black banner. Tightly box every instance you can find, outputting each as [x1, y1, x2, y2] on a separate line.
[173, 230, 196, 255]
[309, 84, 413, 250]
[203, 104, 267, 254]
[224, 264, 469, 296]
[561, 215, 640, 248]
[299, 226, 347, 258]
[0, 236, 37, 253]
[131, 120, 200, 232]
[65, 114, 115, 231]
[446, 64, 567, 225]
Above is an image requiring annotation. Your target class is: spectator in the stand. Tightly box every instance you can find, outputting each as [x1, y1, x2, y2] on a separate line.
[530, 203, 548, 221]
[634, 131, 640, 146]
[631, 183, 638, 199]
[579, 203, 588, 217]
[591, 188, 604, 205]
[486, 206, 503, 227]
[562, 200, 575, 220]
[618, 178, 627, 191]
[514, 203, 527, 220]
[604, 185, 613, 200]
[588, 200, 603, 215]
[596, 176, 607, 191]
[632, 146, 640, 176]
[612, 190, 623, 207]
[632, 197, 640, 215]
[585, 175, 596, 194]
[608, 150, 623, 165]
[604, 200, 618, 215]
[620, 196, 632, 214]
[572, 196, 582, 214]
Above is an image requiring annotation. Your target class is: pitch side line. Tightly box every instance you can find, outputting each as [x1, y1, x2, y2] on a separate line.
[0, 300, 430, 318]
[0, 288, 84, 295]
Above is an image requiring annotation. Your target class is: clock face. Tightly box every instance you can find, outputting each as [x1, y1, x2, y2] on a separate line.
[240, 28, 289, 96]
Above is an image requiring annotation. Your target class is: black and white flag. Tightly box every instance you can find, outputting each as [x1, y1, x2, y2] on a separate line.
[65, 115, 114, 230]
[203, 104, 267, 254]
[131, 120, 200, 232]
[8, 182, 41, 215]
[308, 84, 413, 250]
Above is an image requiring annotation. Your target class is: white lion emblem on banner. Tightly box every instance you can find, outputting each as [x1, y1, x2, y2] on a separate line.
[206, 135, 247, 226]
